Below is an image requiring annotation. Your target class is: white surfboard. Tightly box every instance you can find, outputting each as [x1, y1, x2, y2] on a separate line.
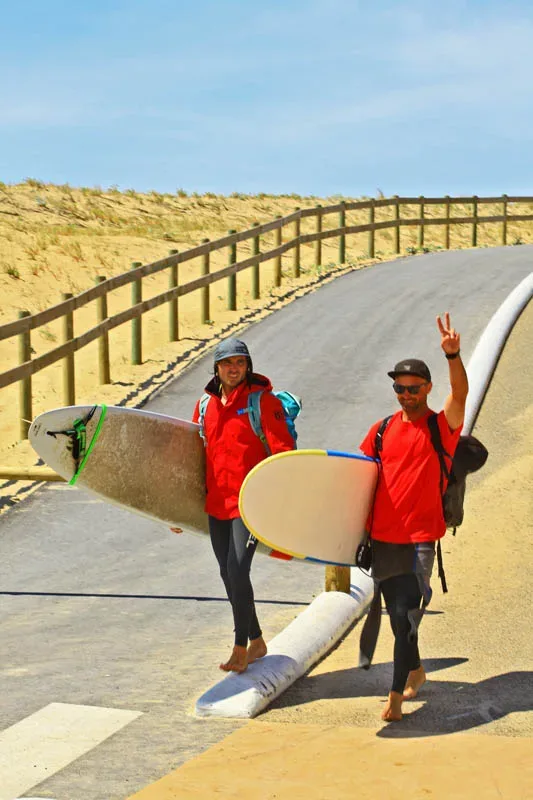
[28, 404, 299, 562]
[239, 449, 379, 566]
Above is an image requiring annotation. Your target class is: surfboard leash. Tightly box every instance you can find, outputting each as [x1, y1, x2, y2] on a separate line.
[46, 404, 107, 486]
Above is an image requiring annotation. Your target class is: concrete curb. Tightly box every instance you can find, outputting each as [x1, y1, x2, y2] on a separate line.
[464, 271, 533, 434]
[195, 569, 374, 719]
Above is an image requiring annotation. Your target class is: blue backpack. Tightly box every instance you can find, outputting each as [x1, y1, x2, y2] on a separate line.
[198, 390, 302, 454]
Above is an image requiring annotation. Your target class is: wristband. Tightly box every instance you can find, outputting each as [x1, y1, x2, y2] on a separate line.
[445, 351, 460, 360]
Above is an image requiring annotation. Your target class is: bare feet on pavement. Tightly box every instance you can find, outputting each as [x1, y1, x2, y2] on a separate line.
[381, 691, 403, 722]
[403, 665, 426, 700]
[220, 645, 248, 673]
[247, 636, 267, 664]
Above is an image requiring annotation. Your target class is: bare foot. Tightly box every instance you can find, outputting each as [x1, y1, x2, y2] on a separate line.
[247, 636, 267, 664]
[381, 691, 403, 722]
[403, 666, 426, 700]
[220, 645, 248, 673]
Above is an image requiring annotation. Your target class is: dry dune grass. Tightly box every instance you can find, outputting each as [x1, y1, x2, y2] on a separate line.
[1, 181, 532, 498]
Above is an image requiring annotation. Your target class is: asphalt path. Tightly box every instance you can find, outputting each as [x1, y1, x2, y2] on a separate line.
[0, 245, 531, 800]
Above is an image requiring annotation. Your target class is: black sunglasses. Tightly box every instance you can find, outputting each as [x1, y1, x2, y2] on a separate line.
[393, 381, 429, 395]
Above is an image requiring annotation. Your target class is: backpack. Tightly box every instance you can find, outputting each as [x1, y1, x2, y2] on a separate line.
[426, 414, 488, 530]
[198, 390, 302, 454]
[374, 413, 488, 591]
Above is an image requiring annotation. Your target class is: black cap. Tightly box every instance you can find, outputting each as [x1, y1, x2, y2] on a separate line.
[214, 337, 251, 364]
[387, 358, 431, 382]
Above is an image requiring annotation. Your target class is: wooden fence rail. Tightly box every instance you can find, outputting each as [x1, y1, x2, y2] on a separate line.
[3, 195, 533, 342]
[2, 195, 533, 438]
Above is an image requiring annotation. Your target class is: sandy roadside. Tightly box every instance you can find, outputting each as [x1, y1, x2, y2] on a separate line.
[0, 255, 382, 513]
[2, 185, 530, 493]
[128, 302, 532, 799]
[2, 185, 397, 475]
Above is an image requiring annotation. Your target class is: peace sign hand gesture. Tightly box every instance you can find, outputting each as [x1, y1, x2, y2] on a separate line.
[437, 312, 461, 356]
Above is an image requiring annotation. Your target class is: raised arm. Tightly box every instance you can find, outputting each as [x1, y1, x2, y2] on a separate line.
[437, 312, 469, 431]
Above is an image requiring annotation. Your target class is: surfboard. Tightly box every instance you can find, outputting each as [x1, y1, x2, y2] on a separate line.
[239, 449, 379, 566]
[29, 404, 208, 532]
[28, 404, 297, 562]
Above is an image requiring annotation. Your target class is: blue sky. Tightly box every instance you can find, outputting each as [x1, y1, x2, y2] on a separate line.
[1, 0, 532, 196]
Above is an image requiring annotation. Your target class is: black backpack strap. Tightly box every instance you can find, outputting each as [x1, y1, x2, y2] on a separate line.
[436, 540, 448, 594]
[374, 415, 393, 455]
[427, 414, 453, 594]
[427, 413, 451, 492]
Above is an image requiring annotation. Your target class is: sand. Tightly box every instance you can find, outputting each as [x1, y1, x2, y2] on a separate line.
[1, 185, 392, 508]
[2, 184, 530, 501]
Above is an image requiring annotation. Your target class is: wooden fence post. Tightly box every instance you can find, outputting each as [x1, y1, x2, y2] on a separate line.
[325, 565, 351, 594]
[96, 276, 111, 384]
[445, 196, 451, 250]
[62, 293, 75, 406]
[418, 195, 425, 249]
[18, 310, 32, 440]
[227, 230, 237, 310]
[168, 249, 179, 341]
[201, 239, 210, 323]
[338, 201, 346, 264]
[471, 196, 478, 247]
[252, 223, 260, 300]
[315, 204, 322, 267]
[274, 216, 282, 287]
[394, 195, 401, 254]
[131, 261, 143, 365]
[368, 199, 375, 258]
[502, 194, 508, 245]
[293, 208, 301, 278]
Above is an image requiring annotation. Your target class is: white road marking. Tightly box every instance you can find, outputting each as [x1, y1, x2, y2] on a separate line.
[0, 702, 141, 800]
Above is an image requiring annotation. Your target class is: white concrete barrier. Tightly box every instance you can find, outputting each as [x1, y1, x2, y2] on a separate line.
[464, 271, 533, 434]
[195, 568, 374, 719]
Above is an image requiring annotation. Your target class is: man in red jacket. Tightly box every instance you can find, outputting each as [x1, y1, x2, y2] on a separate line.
[192, 338, 294, 674]
[359, 313, 468, 722]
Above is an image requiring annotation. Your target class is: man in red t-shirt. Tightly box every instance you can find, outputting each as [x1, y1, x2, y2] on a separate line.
[188, 337, 294, 674]
[359, 313, 468, 722]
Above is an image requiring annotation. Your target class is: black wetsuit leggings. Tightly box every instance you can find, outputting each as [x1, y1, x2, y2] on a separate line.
[208, 515, 262, 648]
[380, 573, 423, 694]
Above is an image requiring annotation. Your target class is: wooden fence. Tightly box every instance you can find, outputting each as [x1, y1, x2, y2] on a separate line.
[2, 194, 533, 441]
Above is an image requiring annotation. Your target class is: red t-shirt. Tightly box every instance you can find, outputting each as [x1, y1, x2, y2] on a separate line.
[360, 409, 462, 544]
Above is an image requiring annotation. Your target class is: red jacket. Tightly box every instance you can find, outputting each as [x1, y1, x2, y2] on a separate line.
[193, 373, 294, 519]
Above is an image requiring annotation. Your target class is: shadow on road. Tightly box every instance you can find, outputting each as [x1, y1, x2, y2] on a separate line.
[270, 658, 532, 736]
[0, 590, 309, 605]
[376, 670, 533, 737]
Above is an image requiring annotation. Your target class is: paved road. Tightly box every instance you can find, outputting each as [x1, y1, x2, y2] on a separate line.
[0, 246, 531, 799]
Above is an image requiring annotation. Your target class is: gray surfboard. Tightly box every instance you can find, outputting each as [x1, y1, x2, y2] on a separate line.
[29, 404, 297, 561]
